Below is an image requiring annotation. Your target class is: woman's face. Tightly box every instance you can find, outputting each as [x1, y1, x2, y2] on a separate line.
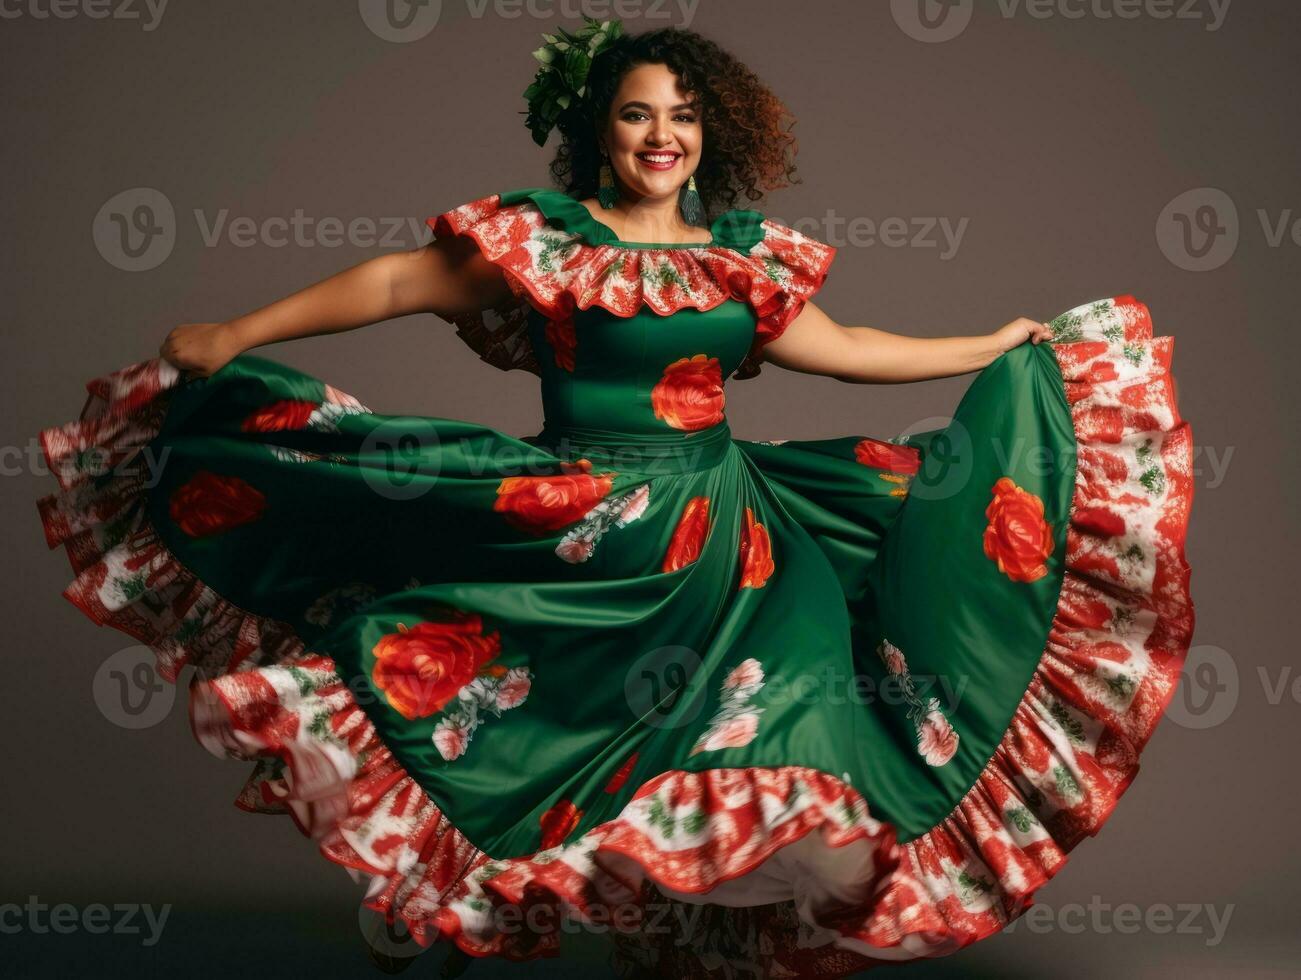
[600, 62, 702, 204]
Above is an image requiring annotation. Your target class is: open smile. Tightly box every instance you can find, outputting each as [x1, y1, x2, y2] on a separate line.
[635, 151, 682, 171]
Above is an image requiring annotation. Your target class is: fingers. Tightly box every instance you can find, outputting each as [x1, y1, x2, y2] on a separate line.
[1005, 318, 1053, 348]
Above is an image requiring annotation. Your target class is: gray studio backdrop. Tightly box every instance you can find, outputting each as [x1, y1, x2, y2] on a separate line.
[2, 1, 1295, 977]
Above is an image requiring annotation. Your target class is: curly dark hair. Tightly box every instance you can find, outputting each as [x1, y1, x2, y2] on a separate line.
[547, 26, 801, 219]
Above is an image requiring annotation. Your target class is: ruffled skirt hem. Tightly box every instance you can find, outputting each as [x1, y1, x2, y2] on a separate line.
[34, 294, 1194, 975]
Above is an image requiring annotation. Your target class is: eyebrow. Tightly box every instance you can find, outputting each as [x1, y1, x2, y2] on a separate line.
[618, 100, 698, 112]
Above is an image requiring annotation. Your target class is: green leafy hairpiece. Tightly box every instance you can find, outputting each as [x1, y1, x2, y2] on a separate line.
[521, 16, 625, 147]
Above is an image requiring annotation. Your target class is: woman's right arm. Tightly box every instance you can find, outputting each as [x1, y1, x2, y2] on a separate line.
[159, 234, 513, 376]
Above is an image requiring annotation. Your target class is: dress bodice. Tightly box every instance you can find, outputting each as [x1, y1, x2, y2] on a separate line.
[427, 187, 838, 436]
[527, 302, 758, 434]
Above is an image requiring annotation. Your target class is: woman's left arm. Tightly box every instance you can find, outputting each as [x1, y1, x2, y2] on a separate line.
[761, 301, 1055, 384]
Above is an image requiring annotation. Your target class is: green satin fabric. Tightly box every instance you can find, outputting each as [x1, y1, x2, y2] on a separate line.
[531, 302, 758, 434]
[144, 335, 1072, 858]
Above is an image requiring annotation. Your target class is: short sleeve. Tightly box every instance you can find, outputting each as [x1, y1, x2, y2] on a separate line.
[731, 219, 837, 381]
[427, 191, 582, 315]
[424, 192, 569, 378]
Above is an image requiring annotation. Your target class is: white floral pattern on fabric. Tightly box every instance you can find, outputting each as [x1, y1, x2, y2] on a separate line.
[689, 657, 766, 755]
[876, 638, 960, 767]
[432, 666, 534, 762]
[245, 383, 373, 464]
[555, 481, 651, 564]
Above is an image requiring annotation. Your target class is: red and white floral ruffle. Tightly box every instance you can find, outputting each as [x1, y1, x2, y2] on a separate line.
[426, 193, 837, 381]
[34, 295, 1194, 974]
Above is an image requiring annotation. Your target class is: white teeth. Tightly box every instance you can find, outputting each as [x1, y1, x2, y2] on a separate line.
[638, 153, 678, 162]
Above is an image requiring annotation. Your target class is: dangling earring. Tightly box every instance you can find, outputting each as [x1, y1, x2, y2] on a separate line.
[679, 173, 705, 226]
[597, 152, 618, 210]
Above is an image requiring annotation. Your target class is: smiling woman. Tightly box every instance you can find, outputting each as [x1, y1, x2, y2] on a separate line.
[33, 15, 1195, 980]
[543, 20, 802, 245]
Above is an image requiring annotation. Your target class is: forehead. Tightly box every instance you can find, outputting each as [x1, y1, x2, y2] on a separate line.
[612, 62, 696, 104]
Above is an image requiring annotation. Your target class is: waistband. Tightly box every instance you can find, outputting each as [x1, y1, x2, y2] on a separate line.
[525, 419, 734, 475]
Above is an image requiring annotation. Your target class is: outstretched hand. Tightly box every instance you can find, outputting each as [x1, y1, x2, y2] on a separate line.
[992, 317, 1054, 354]
[159, 322, 243, 378]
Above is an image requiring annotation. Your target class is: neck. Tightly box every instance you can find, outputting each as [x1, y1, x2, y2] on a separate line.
[611, 189, 699, 237]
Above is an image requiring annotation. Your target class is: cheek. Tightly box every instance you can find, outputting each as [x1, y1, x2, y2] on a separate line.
[611, 125, 644, 153]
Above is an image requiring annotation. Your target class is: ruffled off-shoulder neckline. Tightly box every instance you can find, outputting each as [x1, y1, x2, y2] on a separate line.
[499, 187, 767, 254]
[428, 188, 838, 380]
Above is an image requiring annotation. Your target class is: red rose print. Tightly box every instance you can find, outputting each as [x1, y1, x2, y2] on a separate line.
[539, 798, 583, 849]
[662, 496, 711, 572]
[854, 437, 921, 475]
[982, 476, 1055, 583]
[494, 465, 616, 534]
[168, 470, 267, 538]
[241, 398, 318, 433]
[738, 506, 775, 589]
[651, 354, 725, 431]
[371, 614, 502, 721]
[604, 752, 640, 794]
[545, 318, 577, 372]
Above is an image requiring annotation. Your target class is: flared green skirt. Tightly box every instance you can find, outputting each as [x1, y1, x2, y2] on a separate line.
[35, 295, 1195, 977]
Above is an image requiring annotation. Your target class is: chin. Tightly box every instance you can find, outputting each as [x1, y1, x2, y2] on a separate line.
[626, 172, 691, 201]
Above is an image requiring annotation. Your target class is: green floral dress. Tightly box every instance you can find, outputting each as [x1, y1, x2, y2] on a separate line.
[35, 187, 1196, 978]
